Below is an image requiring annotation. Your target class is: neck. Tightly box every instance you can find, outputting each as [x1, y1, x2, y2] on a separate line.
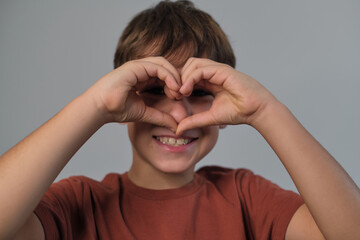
[128, 164, 194, 190]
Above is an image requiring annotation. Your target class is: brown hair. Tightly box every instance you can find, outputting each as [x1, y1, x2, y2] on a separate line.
[113, 0, 236, 69]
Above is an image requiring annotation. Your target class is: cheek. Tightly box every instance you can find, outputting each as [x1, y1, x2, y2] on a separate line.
[206, 126, 219, 143]
[127, 123, 138, 145]
[127, 122, 151, 145]
[142, 96, 169, 111]
[189, 97, 214, 113]
[199, 125, 219, 155]
[141, 95, 213, 116]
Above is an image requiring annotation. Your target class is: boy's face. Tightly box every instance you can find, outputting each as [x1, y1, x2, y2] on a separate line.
[127, 70, 220, 180]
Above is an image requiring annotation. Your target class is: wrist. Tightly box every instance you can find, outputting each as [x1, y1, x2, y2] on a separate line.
[77, 89, 110, 127]
[248, 97, 288, 131]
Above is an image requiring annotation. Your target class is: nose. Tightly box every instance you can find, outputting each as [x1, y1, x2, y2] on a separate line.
[168, 98, 192, 123]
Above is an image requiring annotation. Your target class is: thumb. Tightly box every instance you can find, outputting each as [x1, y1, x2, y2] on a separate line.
[140, 106, 178, 132]
[176, 111, 217, 135]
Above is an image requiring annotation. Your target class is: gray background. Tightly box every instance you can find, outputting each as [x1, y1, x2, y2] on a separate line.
[1, 0, 359, 192]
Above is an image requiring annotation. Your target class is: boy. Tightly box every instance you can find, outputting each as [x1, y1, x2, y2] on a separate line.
[1, 0, 359, 239]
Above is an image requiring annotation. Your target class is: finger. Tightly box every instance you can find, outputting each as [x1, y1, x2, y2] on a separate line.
[140, 106, 178, 132]
[181, 57, 197, 76]
[181, 58, 217, 82]
[138, 57, 183, 99]
[180, 58, 200, 92]
[176, 110, 218, 135]
[143, 57, 181, 87]
[180, 66, 219, 96]
[164, 85, 182, 100]
[133, 61, 180, 92]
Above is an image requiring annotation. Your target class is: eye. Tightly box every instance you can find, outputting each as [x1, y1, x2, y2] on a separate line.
[142, 87, 165, 95]
[191, 89, 213, 97]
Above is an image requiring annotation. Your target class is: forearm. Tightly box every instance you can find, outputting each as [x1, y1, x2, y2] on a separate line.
[0, 91, 105, 238]
[252, 100, 360, 239]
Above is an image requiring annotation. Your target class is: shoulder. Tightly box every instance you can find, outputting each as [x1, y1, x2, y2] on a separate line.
[55, 172, 123, 188]
[196, 165, 303, 215]
[196, 166, 304, 239]
[197, 165, 294, 195]
[195, 165, 261, 202]
[196, 165, 253, 178]
[42, 173, 125, 204]
[196, 165, 260, 188]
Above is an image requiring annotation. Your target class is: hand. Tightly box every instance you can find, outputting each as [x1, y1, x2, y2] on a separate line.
[87, 57, 181, 131]
[177, 58, 277, 134]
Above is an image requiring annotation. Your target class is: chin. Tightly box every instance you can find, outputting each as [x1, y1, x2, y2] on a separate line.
[152, 157, 197, 175]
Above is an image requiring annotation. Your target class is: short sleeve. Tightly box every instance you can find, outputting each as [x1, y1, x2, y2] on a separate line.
[34, 176, 96, 240]
[236, 170, 304, 239]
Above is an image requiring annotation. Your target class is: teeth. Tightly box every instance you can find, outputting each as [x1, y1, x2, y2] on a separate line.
[156, 137, 192, 146]
[169, 138, 175, 145]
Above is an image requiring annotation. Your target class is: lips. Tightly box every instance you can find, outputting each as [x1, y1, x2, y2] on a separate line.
[153, 136, 198, 147]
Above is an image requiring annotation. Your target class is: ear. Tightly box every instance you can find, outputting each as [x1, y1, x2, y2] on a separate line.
[219, 125, 227, 129]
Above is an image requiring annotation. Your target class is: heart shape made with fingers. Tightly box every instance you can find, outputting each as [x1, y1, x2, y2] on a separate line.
[131, 57, 263, 135]
[137, 64, 224, 135]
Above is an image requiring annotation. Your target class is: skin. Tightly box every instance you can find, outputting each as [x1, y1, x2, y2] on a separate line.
[0, 57, 359, 239]
[127, 76, 219, 189]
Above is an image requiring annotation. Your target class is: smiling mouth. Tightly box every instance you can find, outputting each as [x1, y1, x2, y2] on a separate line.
[153, 136, 198, 147]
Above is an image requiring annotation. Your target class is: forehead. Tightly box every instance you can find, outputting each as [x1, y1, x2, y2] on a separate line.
[138, 41, 200, 69]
